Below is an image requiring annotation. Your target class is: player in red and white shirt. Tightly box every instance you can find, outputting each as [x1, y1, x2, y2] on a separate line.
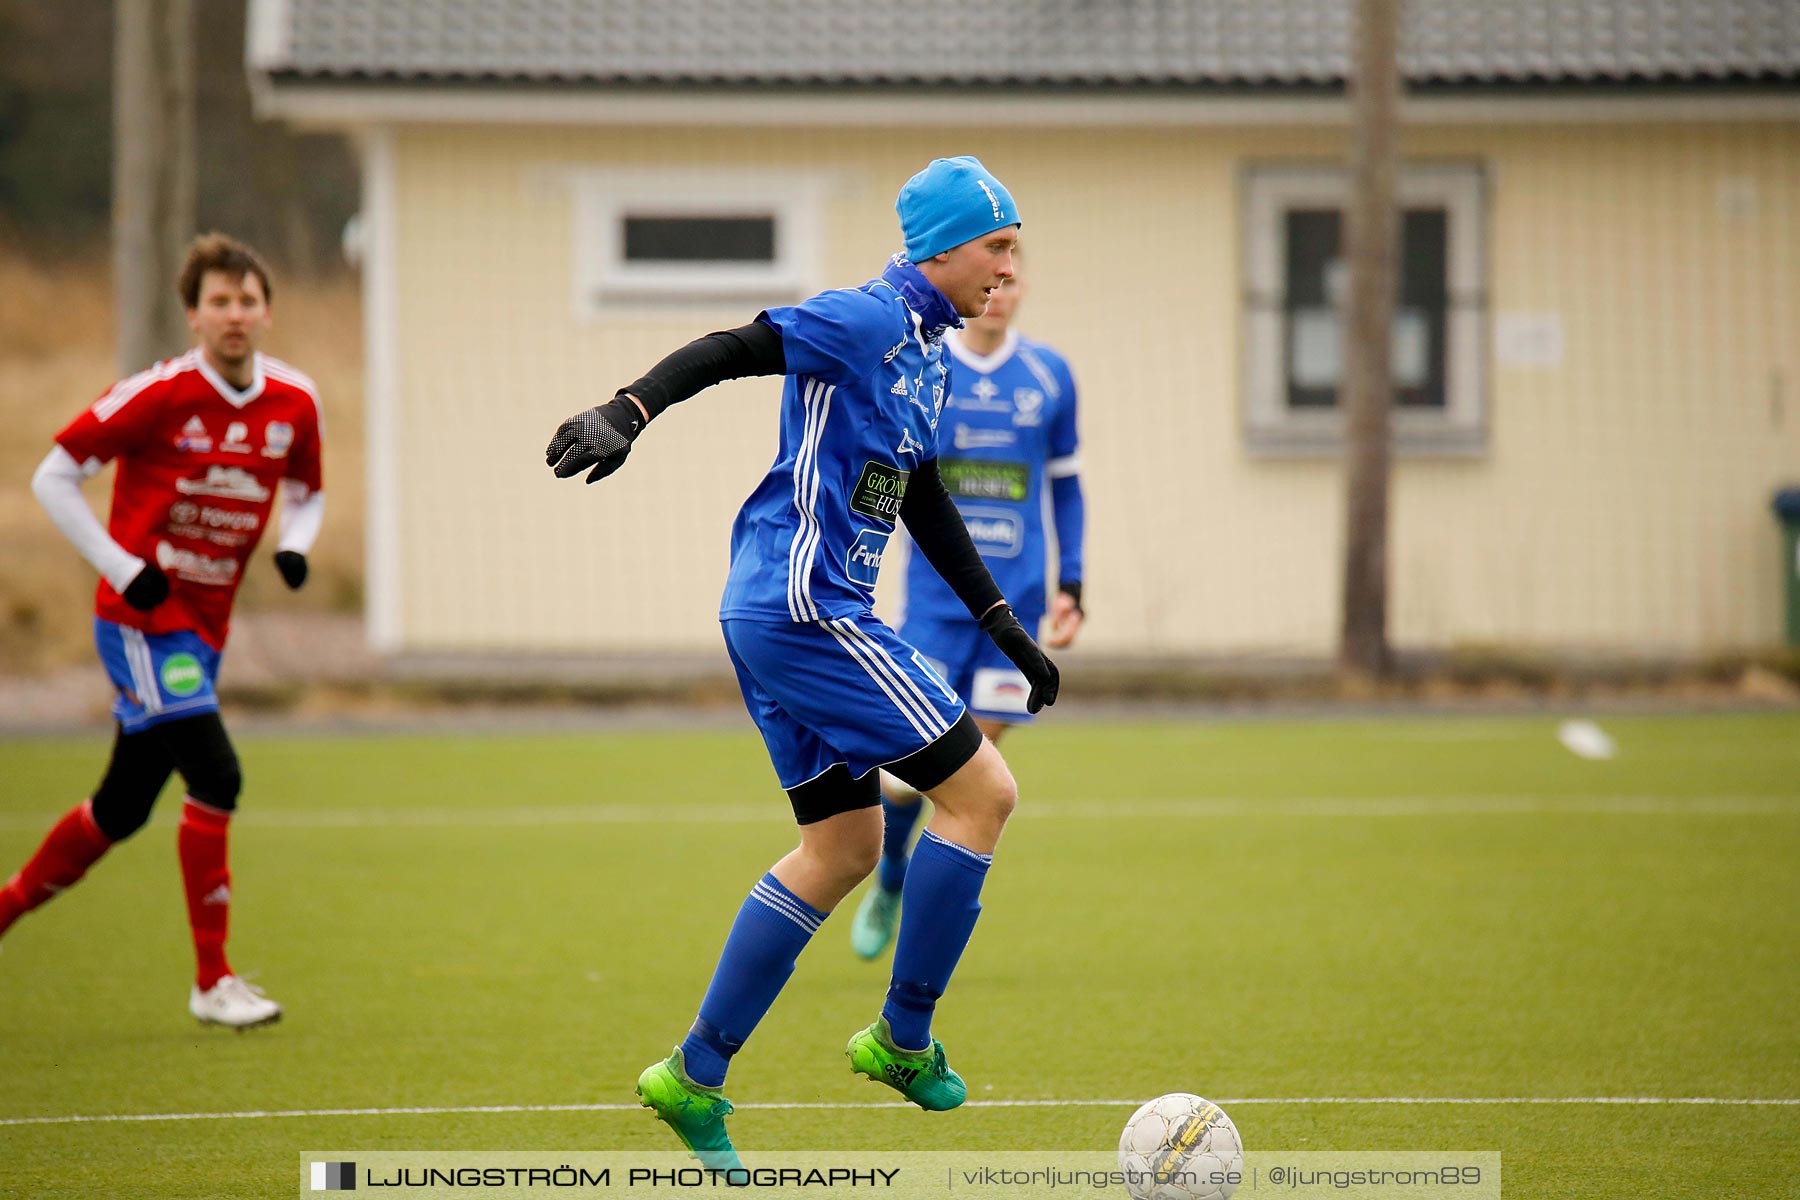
[1, 234, 323, 1029]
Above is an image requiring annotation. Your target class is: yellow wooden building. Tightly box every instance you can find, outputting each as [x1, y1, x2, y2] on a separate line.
[250, 0, 1800, 661]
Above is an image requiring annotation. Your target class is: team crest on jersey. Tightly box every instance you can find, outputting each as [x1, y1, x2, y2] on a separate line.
[1012, 388, 1044, 426]
[261, 421, 294, 458]
[175, 416, 212, 453]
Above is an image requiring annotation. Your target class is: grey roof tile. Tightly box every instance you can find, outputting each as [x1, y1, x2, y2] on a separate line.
[254, 0, 1800, 87]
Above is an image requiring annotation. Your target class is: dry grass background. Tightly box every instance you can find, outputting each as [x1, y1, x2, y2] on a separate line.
[0, 251, 364, 674]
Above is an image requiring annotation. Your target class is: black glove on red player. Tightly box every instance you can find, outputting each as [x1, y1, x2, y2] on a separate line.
[121, 563, 169, 611]
[274, 551, 308, 590]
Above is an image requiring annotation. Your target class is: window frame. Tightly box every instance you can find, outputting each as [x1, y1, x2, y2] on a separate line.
[574, 169, 826, 314]
[1242, 162, 1488, 456]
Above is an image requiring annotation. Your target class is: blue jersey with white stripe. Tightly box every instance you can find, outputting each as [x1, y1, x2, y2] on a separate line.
[903, 329, 1080, 623]
[720, 256, 959, 623]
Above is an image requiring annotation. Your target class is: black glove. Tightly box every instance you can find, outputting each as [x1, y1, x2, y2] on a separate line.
[274, 550, 308, 590]
[121, 563, 169, 611]
[979, 603, 1060, 713]
[546, 395, 646, 484]
[1057, 581, 1085, 615]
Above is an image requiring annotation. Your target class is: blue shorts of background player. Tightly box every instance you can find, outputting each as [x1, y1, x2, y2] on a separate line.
[901, 613, 1042, 727]
[93, 618, 223, 733]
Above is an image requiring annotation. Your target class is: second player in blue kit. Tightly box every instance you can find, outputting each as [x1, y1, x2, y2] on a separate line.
[546, 157, 1059, 1170]
[852, 251, 1087, 959]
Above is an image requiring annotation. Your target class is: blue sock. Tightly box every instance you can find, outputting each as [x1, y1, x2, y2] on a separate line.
[882, 829, 992, 1053]
[877, 795, 925, 893]
[679, 873, 826, 1088]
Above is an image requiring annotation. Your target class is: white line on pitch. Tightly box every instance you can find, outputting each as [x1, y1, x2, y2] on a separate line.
[3, 1095, 1797, 1128]
[3, 794, 1792, 834]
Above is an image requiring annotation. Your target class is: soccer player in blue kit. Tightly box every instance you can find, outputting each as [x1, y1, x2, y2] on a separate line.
[850, 250, 1085, 959]
[545, 157, 1059, 1170]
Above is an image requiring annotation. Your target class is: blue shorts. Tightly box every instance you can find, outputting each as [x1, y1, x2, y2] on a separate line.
[901, 614, 1041, 726]
[94, 619, 222, 734]
[723, 613, 976, 803]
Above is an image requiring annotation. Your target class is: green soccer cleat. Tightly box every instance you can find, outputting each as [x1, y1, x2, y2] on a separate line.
[845, 1018, 967, 1111]
[635, 1048, 744, 1173]
[850, 884, 902, 960]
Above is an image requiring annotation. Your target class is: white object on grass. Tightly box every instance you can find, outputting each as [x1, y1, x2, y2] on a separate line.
[1558, 719, 1616, 761]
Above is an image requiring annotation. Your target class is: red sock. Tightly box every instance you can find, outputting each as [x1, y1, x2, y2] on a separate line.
[0, 800, 112, 938]
[178, 798, 233, 991]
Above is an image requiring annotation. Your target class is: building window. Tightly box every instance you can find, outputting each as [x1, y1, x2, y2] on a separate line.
[1243, 163, 1486, 455]
[622, 216, 777, 264]
[576, 171, 824, 312]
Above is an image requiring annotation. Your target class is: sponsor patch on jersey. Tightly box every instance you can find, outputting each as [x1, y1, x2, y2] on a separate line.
[971, 667, 1032, 715]
[154, 541, 241, 585]
[849, 461, 909, 523]
[175, 466, 270, 503]
[940, 458, 1029, 502]
[159, 653, 205, 698]
[958, 506, 1025, 559]
[845, 528, 889, 588]
[953, 425, 1018, 451]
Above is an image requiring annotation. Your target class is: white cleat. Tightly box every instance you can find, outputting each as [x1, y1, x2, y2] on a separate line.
[189, 974, 283, 1030]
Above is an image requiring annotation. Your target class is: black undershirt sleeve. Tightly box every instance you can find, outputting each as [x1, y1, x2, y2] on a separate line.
[620, 320, 787, 420]
[900, 458, 1006, 620]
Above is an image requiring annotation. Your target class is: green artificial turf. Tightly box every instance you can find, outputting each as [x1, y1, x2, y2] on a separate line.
[1, 713, 1796, 1198]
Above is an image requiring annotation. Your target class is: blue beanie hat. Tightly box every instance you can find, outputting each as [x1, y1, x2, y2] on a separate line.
[896, 156, 1021, 262]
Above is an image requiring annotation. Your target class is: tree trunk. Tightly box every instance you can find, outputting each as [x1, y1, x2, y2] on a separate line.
[1339, 0, 1401, 678]
[113, 0, 195, 376]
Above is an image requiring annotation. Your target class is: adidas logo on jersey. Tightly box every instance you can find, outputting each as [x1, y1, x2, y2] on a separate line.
[176, 416, 213, 453]
[890, 376, 909, 397]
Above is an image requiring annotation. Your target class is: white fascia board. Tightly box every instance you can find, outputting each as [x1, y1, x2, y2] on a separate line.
[254, 83, 1800, 132]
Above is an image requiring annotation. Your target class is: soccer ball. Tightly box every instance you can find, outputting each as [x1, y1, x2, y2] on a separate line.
[1117, 1093, 1243, 1200]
